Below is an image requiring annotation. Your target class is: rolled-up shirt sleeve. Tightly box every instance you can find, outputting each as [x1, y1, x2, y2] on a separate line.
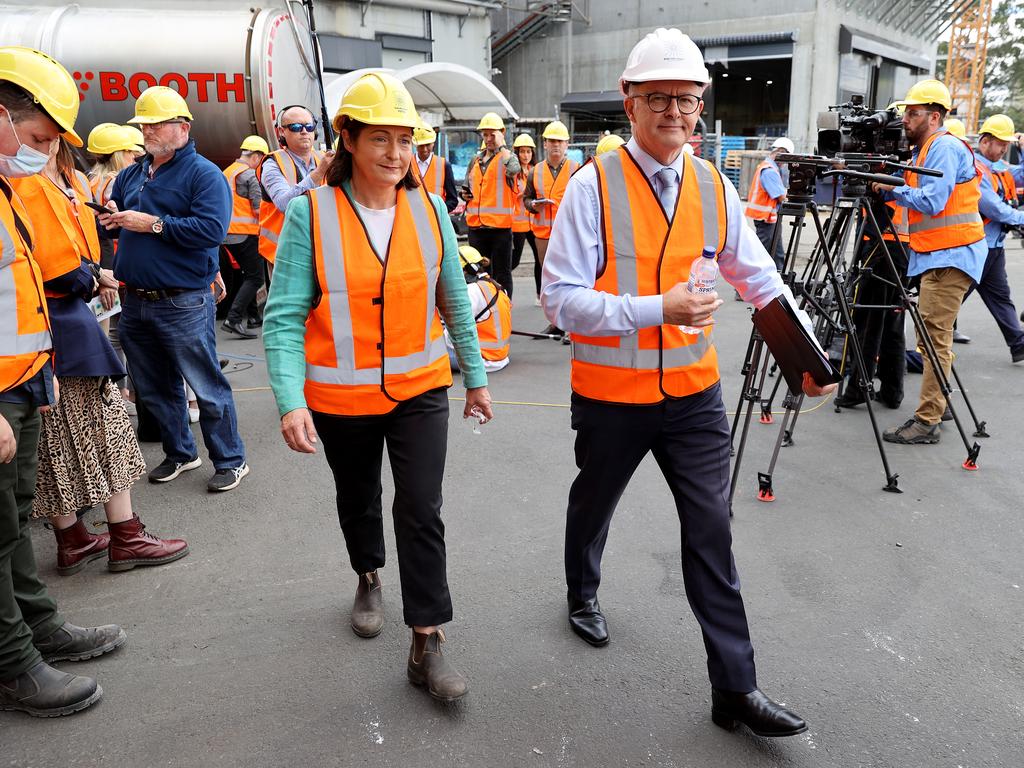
[261, 159, 317, 212]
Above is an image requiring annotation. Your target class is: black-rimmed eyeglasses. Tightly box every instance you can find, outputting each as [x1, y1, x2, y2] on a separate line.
[630, 93, 703, 115]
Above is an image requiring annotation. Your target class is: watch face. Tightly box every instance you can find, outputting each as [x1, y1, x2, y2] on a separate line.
[152, 220, 163, 234]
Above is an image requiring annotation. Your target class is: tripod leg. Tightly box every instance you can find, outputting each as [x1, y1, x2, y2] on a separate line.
[948, 361, 989, 438]
[757, 391, 803, 502]
[729, 339, 767, 515]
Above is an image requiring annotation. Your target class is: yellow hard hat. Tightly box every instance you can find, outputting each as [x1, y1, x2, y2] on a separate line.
[128, 86, 194, 124]
[542, 121, 570, 141]
[477, 112, 505, 132]
[889, 79, 952, 111]
[334, 72, 417, 133]
[87, 123, 139, 154]
[979, 114, 1016, 142]
[122, 125, 145, 148]
[595, 134, 625, 155]
[0, 46, 83, 146]
[413, 125, 436, 146]
[240, 135, 270, 154]
[458, 244, 486, 269]
[943, 118, 966, 139]
[513, 133, 536, 149]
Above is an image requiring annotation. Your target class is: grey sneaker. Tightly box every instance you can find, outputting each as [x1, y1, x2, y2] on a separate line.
[883, 418, 940, 444]
[148, 456, 202, 483]
[207, 463, 250, 492]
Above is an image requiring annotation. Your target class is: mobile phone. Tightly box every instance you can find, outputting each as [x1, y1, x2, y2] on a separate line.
[460, 185, 474, 200]
[83, 200, 113, 214]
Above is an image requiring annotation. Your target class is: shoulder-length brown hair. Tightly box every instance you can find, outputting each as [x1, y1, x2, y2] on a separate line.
[325, 118, 420, 190]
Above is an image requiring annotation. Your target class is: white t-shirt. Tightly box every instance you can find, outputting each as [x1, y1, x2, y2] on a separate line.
[353, 200, 397, 262]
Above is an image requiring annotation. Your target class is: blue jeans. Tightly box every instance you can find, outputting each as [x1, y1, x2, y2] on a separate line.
[119, 288, 245, 470]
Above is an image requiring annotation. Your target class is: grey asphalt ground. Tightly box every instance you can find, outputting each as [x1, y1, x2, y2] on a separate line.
[6, 240, 1024, 768]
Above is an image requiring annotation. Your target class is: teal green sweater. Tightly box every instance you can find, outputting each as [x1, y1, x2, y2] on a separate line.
[263, 185, 487, 417]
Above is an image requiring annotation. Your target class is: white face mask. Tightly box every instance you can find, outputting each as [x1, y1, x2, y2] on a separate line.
[0, 110, 51, 178]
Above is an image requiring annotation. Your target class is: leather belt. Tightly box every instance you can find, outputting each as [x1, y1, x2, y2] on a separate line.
[126, 286, 189, 301]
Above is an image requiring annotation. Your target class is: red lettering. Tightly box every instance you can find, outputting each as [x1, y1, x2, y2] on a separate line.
[128, 72, 158, 98]
[159, 73, 189, 98]
[99, 72, 128, 101]
[188, 73, 215, 103]
[216, 72, 246, 103]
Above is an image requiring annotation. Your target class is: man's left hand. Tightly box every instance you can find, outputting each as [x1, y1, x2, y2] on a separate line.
[802, 372, 837, 398]
[107, 210, 160, 233]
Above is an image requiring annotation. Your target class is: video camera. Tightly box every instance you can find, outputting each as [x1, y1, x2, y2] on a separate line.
[816, 95, 908, 159]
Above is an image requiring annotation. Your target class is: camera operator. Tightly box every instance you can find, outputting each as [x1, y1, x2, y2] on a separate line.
[744, 137, 793, 271]
[962, 115, 1024, 362]
[870, 80, 986, 446]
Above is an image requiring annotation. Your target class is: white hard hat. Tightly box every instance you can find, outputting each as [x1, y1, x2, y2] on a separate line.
[771, 137, 795, 154]
[621, 28, 710, 85]
[682, 143, 694, 155]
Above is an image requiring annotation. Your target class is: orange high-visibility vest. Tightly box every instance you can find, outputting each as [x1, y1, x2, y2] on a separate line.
[11, 171, 101, 296]
[257, 149, 323, 263]
[511, 171, 531, 233]
[530, 158, 580, 239]
[418, 154, 447, 201]
[906, 132, 984, 253]
[466, 151, 513, 229]
[224, 161, 260, 236]
[474, 276, 512, 361]
[978, 161, 1018, 226]
[0, 177, 52, 393]
[304, 183, 452, 416]
[570, 148, 727, 405]
[90, 172, 116, 206]
[745, 160, 782, 223]
[865, 201, 909, 243]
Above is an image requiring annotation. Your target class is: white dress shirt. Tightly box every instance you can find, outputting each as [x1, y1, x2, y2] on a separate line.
[541, 137, 806, 337]
[416, 153, 433, 180]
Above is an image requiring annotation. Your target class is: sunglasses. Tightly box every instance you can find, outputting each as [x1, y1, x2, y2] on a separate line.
[284, 123, 317, 134]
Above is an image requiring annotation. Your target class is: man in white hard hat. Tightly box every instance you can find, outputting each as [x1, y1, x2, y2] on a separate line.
[542, 27, 831, 737]
[744, 137, 793, 270]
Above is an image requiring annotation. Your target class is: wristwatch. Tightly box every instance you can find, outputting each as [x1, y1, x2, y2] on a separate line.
[151, 218, 165, 235]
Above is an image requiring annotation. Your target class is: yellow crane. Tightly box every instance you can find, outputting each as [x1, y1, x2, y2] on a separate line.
[943, 0, 994, 134]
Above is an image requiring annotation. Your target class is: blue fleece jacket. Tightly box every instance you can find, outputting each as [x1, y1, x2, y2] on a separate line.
[110, 141, 231, 289]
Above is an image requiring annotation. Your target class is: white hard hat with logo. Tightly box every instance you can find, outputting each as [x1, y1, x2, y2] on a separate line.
[771, 137, 795, 154]
[620, 28, 710, 86]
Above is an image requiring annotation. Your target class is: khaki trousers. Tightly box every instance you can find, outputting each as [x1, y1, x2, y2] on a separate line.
[915, 267, 973, 425]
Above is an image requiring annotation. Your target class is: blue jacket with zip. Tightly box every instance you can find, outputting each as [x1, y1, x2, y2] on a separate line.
[110, 140, 231, 289]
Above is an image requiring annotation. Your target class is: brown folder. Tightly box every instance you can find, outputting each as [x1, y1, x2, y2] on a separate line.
[751, 294, 841, 394]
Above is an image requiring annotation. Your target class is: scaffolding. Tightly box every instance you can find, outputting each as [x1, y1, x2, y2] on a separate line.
[943, 0, 994, 134]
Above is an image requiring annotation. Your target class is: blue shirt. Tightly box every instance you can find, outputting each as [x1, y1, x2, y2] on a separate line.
[759, 159, 787, 200]
[976, 154, 1024, 248]
[887, 130, 987, 282]
[260, 150, 319, 212]
[110, 141, 231, 289]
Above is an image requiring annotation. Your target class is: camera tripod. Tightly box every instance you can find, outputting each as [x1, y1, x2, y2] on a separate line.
[728, 162, 987, 511]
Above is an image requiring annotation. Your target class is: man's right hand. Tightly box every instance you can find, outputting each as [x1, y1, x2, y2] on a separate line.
[662, 282, 723, 326]
[310, 151, 335, 185]
[0, 414, 15, 463]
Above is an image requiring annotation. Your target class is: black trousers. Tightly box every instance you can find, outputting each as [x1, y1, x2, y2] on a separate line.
[222, 236, 264, 325]
[564, 383, 757, 692]
[512, 229, 537, 274]
[846, 236, 909, 403]
[311, 388, 452, 627]
[754, 220, 785, 272]
[964, 247, 1024, 353]
[469, 226, 514, 298]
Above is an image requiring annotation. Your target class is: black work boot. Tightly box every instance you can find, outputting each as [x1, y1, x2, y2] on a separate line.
[351, 571, 384, 638]
[0, 660, 101, 717]
[34, 622, 127, 663]
[407, 629, 468, 701]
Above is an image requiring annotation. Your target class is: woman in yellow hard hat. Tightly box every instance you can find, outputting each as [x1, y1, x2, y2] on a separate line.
[510, 133, 538, 300]
[263, 72, 492, 702]
[87, 124, 142, 205]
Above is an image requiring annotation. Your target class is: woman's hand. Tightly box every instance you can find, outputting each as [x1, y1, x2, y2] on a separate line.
[464, 386, 493, 423]
[99, 285, 118, 311]
[281, 407, 318, 453]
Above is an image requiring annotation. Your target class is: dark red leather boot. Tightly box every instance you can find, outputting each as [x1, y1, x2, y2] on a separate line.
[107, 515, 189, 572]
[53, 519, 110, 576]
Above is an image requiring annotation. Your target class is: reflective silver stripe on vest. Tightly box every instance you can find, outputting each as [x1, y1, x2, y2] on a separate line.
[432, 156, 445, 192]
[745, 202, 775, 213]
[231, 215, 259, 226]
[572, 151, 718, 369]
[0, 225, 51, 356]
[305, 187, 447, 385]
[260, 228, 279, 244]
[907, 211, 983, 234]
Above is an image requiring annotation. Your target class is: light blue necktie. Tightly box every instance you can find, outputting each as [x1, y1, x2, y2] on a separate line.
[656, 167, 678, 214]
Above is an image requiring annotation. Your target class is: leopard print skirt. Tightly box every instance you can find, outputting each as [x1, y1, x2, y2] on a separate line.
[33, 377, 147, 518]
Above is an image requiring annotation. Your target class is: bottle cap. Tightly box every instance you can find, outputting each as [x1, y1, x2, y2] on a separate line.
[702, 247, 716, 258]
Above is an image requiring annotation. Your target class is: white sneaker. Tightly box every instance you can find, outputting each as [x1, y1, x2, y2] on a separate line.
[534, 296, 542, 307]
[188, 407, 200, 424]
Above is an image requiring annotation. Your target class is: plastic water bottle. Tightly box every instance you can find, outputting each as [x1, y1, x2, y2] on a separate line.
[468, 405, 486, 435]
[679, 248, 719, 335]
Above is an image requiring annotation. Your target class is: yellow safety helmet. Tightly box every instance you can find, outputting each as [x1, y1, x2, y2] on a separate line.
[128, 86, 194, 124]
[334, 72, 417, 133]
[979, 114, 1016, 142]
[458, 244, 486, 269]
[0, 46, 83, 146]
[477, 112, 505, 132]
[542, 120, 570, 141]
[513, 133, 536, 149]
[240, 135, 270, 154]
[413, 125, 436, 146]
[122, 125, 145, 149]
[942, 118, 966, 139]
[889, 79, 952, 111]
[595, 134, 625, 155]
[87, 123, 139, 155]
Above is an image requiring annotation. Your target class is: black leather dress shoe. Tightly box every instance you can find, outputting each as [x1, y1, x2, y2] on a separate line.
[567, 592, 609, 647]
[221, 320, 257, 339]
[711, 688, 807, 737]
